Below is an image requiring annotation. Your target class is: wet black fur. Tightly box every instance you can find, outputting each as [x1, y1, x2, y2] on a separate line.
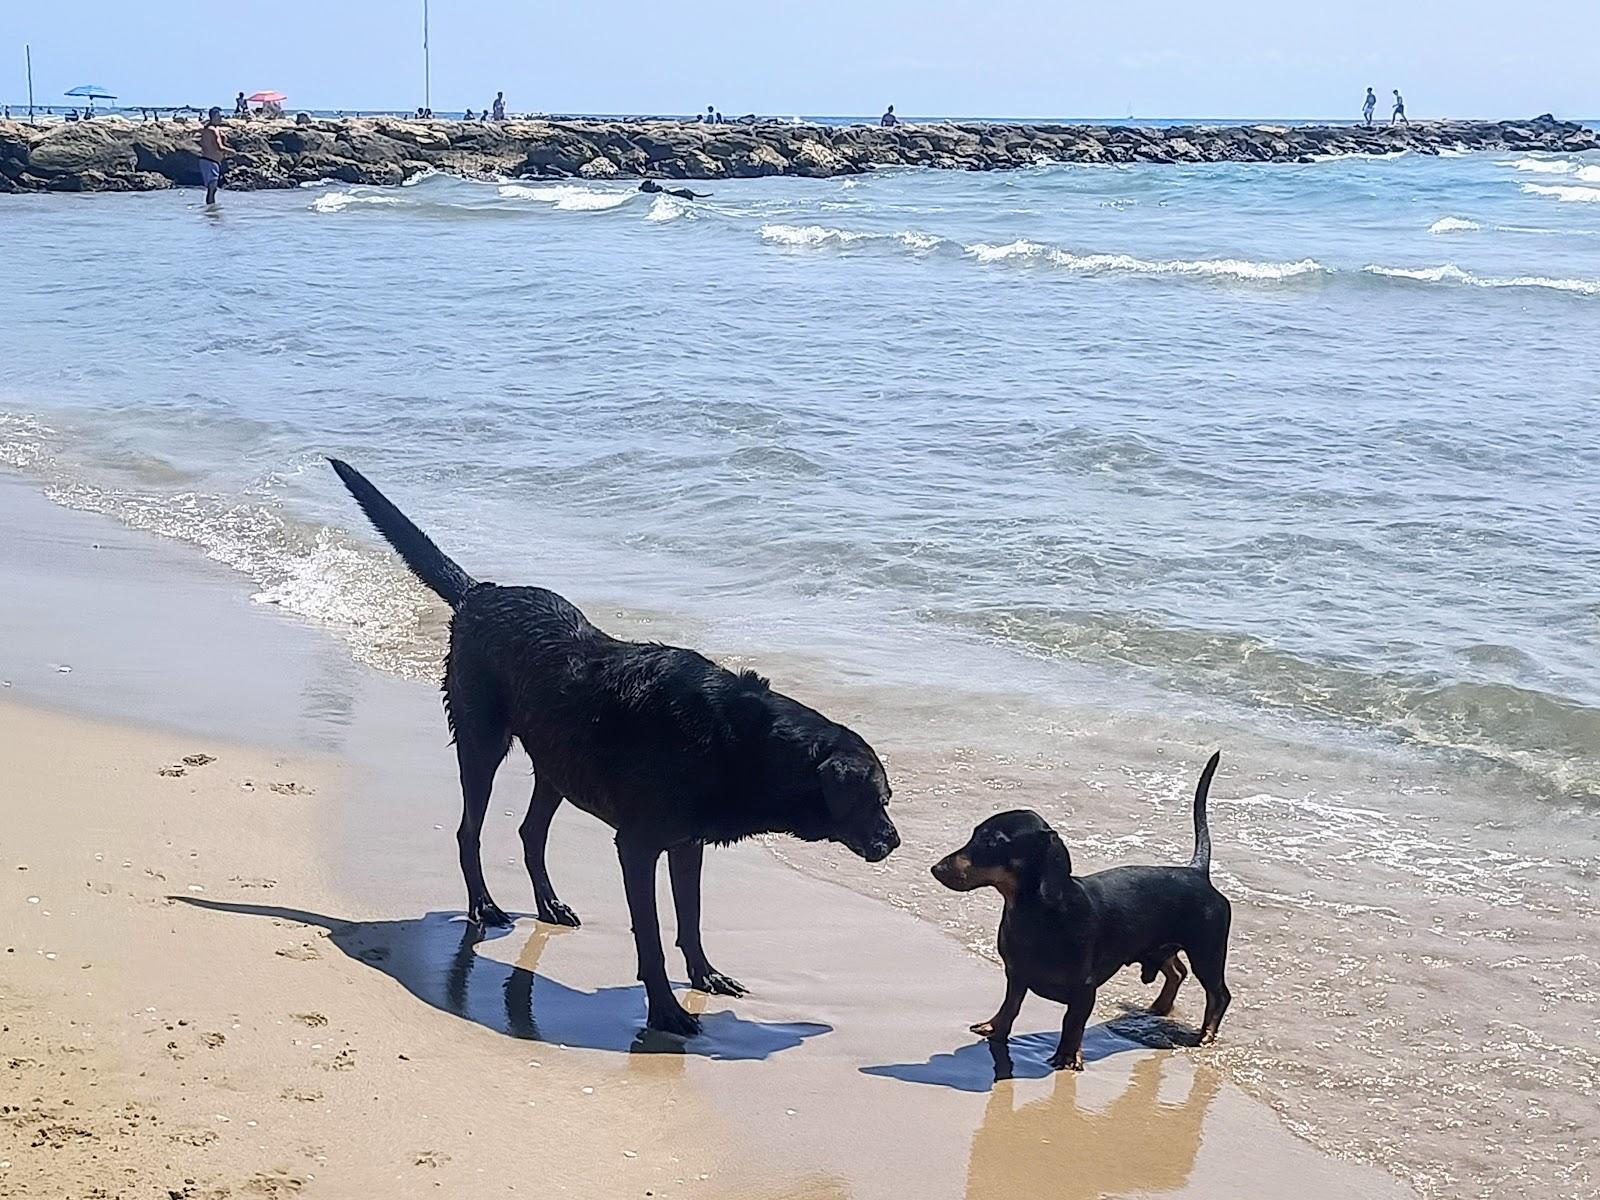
[330, 458, 899, 1037]
[930, 753, 1232, 1070]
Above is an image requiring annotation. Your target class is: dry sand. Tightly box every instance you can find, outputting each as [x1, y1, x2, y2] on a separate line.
[0, 473, 1416, 1199]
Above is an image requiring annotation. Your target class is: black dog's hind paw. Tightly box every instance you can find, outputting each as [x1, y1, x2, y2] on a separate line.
[471, 900, 514, 928]
[536, 899, 581, 928]
[689, 969, 748, 997]
[646, 1001, 702, 1038]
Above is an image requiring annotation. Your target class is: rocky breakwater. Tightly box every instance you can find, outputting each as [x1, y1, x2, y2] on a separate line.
[1, 114, 1594, 193]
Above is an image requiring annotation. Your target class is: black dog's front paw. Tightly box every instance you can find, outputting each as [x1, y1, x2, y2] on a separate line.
[646, 999, 702, 1038]
[689, 969, 748, 997]
[471, 900, 514, 928]
[537, 899, 581, 928]
[1047, 1047, 1085, 1072]
[970, 1020, 997, 1038]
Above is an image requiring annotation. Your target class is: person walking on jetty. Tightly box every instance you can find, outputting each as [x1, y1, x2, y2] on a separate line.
[198, 107, 227, 206]
[881, 104, 899, 127]
[1362, 87, 1376, 126]
[1391, 89, 1408, 126]
[492, 92, 506, 121]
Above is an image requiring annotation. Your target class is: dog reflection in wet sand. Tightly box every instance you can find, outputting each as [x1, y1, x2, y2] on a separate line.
[932, 754, 1233, 1070]
[967, 1053, 1221, 1200]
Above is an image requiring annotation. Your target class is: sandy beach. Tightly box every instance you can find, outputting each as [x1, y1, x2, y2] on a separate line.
[0, 479, 1422, 1199]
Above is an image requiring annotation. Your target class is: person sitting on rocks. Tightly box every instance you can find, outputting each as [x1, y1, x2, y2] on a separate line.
[1391, 90, 1408, 126]
[704, 104, 715, 123]
[235, 91, 248, 118]
[881, 105, 898, 127]
[639, 178, 710, 201]
[464, 108, 475, 120]
[492, 92, 507, 121]
[1362, 88, 1376, 127]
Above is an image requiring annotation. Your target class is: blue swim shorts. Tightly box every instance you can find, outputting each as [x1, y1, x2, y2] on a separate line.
[199, 159, 221, 187]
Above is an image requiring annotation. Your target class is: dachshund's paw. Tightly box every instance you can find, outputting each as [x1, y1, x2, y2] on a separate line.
[1198, 1027, 1219, 1046]
[690, 969, 748, 997]
[537, 899, 581, 928]
[1047, 1048, 1085, 1072]
[646, 1000, 702, 1038]
[471, 900, 514, 929]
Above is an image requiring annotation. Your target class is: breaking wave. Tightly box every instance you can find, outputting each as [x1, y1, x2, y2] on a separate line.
[1428, 217, 1480, 234]
[309, 190, 405, 213]
[496, 183, 633, 211]
[1363, 263, 1600, 296]
[1520, 182, 1600, 203]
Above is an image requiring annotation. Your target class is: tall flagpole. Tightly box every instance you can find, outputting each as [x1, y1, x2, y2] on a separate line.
[26, 44, 35, 123]
[423, 0, 431, 114]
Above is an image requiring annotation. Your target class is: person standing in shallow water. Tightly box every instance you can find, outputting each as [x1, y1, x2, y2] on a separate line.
[1362, 88, 1376, 127]
[1391, 90, 1408, 126]
[198, 107, 227, 206]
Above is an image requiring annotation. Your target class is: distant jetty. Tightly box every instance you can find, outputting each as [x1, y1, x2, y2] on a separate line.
[2, 115, 1594, 193]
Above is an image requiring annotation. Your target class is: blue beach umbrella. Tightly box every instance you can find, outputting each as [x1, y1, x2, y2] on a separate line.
[65, 84, 117, 112]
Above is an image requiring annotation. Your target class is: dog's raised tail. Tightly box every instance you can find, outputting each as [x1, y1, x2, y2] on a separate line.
[1189, 751, 1221, 874]
[328, 458, 477, 609]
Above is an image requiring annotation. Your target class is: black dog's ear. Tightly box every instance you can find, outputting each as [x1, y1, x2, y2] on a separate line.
[1033, 828, 1073, 906]
[817, 752, 862, 821]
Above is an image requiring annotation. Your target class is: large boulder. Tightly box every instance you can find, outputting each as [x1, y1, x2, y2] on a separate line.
[577, 154, 619, 179]
[28, 123, 136, 177]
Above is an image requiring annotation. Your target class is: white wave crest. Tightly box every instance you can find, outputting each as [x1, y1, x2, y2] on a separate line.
[1520, 182, 1600, 203]
[1510, 157, 1574, 174]
[760, 223, 871, 246]
[1363, 263, 1600, 296]
[758, 224, 945, 251]
[1428, 217, 1480, 234]
[646, 194, 691, 222]
[1577, 165, 1600, 184]
[310, 191, 403, 213]
[966, 240, 1325, 282]
[497, 183, 632, 211]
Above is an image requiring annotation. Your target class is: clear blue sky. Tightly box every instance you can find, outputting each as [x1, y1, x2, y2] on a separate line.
[4, 2, 1596, 119]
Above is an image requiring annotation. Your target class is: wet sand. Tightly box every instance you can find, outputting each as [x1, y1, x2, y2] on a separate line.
[0, 471, 1417, 1197]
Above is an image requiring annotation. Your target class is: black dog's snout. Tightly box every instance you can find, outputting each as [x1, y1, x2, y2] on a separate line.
[866, 833, 900, 863]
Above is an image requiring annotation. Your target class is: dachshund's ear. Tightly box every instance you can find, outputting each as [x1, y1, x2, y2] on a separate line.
[1034, 828, 1073, 906]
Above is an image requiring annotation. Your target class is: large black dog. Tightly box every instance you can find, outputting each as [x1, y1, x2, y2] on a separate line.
[330, 459, 900, 1036]
[931, 753, 1232, 1070]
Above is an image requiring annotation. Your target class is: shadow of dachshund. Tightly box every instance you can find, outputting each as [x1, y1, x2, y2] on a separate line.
[931, 753, 1232, 1071]
[329, 460, 899, 1037]
[177, 898, 830, 1060]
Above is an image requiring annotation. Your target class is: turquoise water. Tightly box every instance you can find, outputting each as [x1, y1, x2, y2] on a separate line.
[3, 148, 1598, 799]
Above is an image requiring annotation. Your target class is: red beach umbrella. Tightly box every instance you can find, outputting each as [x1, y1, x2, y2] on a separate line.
[247, 91, 287, 104]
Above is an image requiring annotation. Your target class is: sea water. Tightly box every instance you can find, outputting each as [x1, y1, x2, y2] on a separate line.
[4, 146, 1599, 1195]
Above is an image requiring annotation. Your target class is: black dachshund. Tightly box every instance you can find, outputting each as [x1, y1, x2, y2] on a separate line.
[931, 753, 1231, 1070]
[330, 459, 899, 1036]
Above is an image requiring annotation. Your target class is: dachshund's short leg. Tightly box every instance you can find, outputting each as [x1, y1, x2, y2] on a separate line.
[1189, 941, 1232, 1044]
[1149, 954, 1187, 1017]
[972, 969, 1026, 1040]
[1048, 985, 1095, 1071]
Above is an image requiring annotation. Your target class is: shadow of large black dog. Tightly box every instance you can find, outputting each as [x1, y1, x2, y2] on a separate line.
[179, 899, 828, 1060]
